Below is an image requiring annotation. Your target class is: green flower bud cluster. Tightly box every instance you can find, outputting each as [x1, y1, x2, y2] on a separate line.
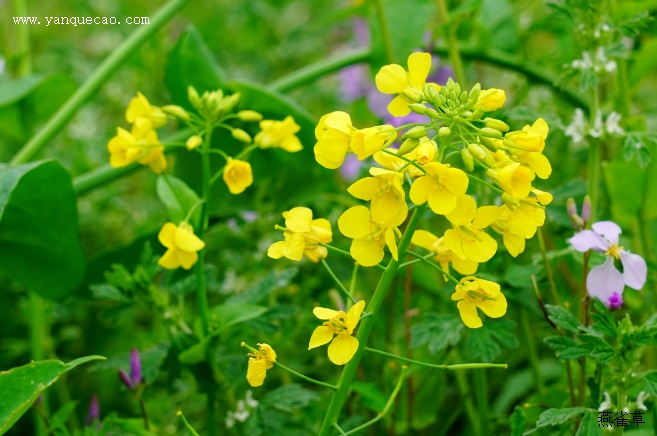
[188, 86, 241, 122]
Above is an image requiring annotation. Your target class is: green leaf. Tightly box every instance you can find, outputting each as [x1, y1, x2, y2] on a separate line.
[510, 406, 526, 436]
[260, 383, 319, 413]
[465, 319, 518, 362]
[351, 382, 388, 412]
[544, 336, 592, 360]
[226, 267, 298, 305]
[0, 356, 104, 435]
[644, 372, 657, 396]
[0, 160, 85, 299]
[590, 299, 617, 338]
[156, 175, 201, 228]
[411, 314, 463, 354]
[210, 303, 268, 332]
[165, 25, 229, 109]
[535, 407, 588, 428]
[545, 305, 580, 333]
[0, 75, 45, 107]
[576, 410, 602, 436]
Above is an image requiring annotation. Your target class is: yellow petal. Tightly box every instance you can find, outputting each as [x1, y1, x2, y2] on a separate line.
[452, 257, 478, 275]
[409, 175, 432, 205]
[385, 227, 399, 260]
[446, 195, 477, 226]
[503, 232, 525, 257]
[177, 250, 199, 270]
[462, 231, 497, 263]
[345, 300, 366, 331]
[444, 167, 469, 194]
[338, 206, 374, 239]
[158, 222, 178, 248]
[444, 229, 467, 260]
[284, 207, 313, 233]
[313, 307, 342, 320]
[456, 300, 483, 328]
[327, 333, 359, 365]
[407, 52, 431, 87]
[477, 291, 507, 319]
[371, 192, 404, 226]
[375, 64, 408, 94]
[351, 238, 384, 267]
[427, 188, 457, 215]
[387, 95, 411, 117]
[347, 177, 380, 201]
[175, 226, 205, 252]
[314, 139, 349, 169]
[282, 233, 305, 261]
[246, 357, 268, 387]
[530, 118, 549, 138]
[411, 229, 438, 251]
[267, 241, 286, 259]
[472, 206, 502, 229]
[157, 249, 179, 270]
[308, 325, 335, 349]
[311, 218, 333, 244]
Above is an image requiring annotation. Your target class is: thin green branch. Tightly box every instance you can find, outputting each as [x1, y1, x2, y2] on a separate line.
[406, 251, 459, 284]
[320, 243, 386, 271]
[10, 0, 190, 165]
[274, 361, 338, 391]
[435, 0, 465, 84]
[364, 348, 507, 370]
[320, 259, 357, 304]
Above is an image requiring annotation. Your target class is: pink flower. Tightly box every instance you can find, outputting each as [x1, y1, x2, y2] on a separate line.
[569, 221, 647, 308]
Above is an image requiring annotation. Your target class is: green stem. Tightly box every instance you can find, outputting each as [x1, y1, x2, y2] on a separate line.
[196, 122, 213, 336]
[349, 263, 359, 296]
[372, 0, 396, 64]
[587, 86, 601, 224]
[537, 228, 559, 305]
[10, 0, 190, 165]
[269, 49, 370, 92]
[320, 259, 357, 304]
[273, 361, 338, 391]
[520, 309, 544, 394]
[341, 367, 408, 435]
[467, 173, 504, 195]
[333, 423, 348, 436]
[453, 350, 480, 435]
[365, 347, 507, 370]
[398, 252, 434, 269]
[321, 243, 386, 271]
[29, 292, 49, 436]
[12, 0, 32, 76]
[177, 411, 200, 436]
[474, 369, 489, 436]
[317, 207, 425, 436]
[406, 250, 460, 284]
[435, 0, 466, 84]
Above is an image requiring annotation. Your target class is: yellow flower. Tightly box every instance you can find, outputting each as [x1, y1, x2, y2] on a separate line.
[451, 277, 507, 328]
[308, 301, 366, 365]
[489, 207, 526, 257]
[373, 147, 424, 178]
[488, 161, 535, 198]
[246, 343, 277, 387]
[350, 125, 396, 160]
[412, 229, 478, 276]
[157, 222, 205, 270]
[314, 111, 354, 169]
[375, 52, 433, 117]
[268, 207, 332, 262]
[338, 205, 406, 267]
[254, 116, 303, 152]
[347, 168, 407, 225]
[186, 135, 203, 150]
[125, 92, 167, 129]
[406, 136, 437, 165]
[107, 120, 166, 174]
[504, 118, 548, 153]
[410, 162, 469, 215]
[474, 88, 506, 111]
[444, 195, 500, 263]
[223, 158, 253, 194]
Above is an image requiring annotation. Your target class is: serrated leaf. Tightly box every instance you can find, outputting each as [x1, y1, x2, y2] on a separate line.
[644, 372, 657, 396]
[465, 319, 518, 362]
[576, 410, 602, 435]
[0, 356, 104, 435]
[545, 305, 580, 333]
[590, 299, 617, 338]
[411, 314, 463, 354]
[156, 175, 201, 229]
[535, 407, 588, 428]
[544, 336, 592, 360]
[510, 406, 526, 436]
[260, 383, 319, 413]
[0, 160, 85, 299]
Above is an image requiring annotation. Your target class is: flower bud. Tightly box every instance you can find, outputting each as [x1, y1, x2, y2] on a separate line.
[445, 77, 455, 91]
[581, 195, 591, 223]
[237, 110, 263, 122]
[130, 348, 142, 385]
[438, 126, 451, 137]
[460, 91, 469, 104]
[188, 86, 200, 108]
[397, 138, 420, 155]
[502, 193, 519, 208]
[408, 103, 427, 115]
[479, 136, 500, 151]
[424, 83, 442, 104]
[402, 88, 424, 103]
[162, 105, 190, 121]
[461, 148, 474, 171]
[232, 128, 252, 143]
[467, 143, 487, 160]
[186, 135, 203, 150]
[425, 108, 440, 119]
[469, 83, 481, 105]
[449, 90, 458, 102]
[479, 127, 503, 138]
[566, 198, 578, 219]
[118, 370, 134, 390]
[471, 107, 485, 120]
[453, 82, 462, 96]
[484, 117, 510, 132]
[483, 148, 496, 167]
[402, 126, 428, 140]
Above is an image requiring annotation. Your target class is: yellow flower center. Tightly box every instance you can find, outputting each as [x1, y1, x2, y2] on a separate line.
[605, 244, 623, 260]
[466, 289, 497, 303]
[327, 317, 350, 334]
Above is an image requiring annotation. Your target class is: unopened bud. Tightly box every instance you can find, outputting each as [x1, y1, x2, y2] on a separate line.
[231, 128, 252, 143]
[566, 198, 578, 219]
[438, 126, 451, 137]
[449, 90, 458, 102]
[502, 193, 519, 208]
[424, 83, 442, 104]
[461, 148, 474, 171]
[469, 83, 481, 104]
[186, 135, 203, 150]
[467, 143, 487, 160]
[460, 91, 468, 104]
[484, 117, 510, 132]
[471, 107, 485, 120]
[188, 86, 200, 107]
[425, 108, 440, 119]
[581, 195, 591, 223]
[408, 103, 427, 115]
[402, 126, 428, 140]
[453, 82, 462, 96]
[398, 138, 420, 155]
[445, 77, 455, 91]
[479, 136, 500, 151]
[479, 127, 503, 138]
[162, 105, 190, 121]
[402, 88, 424, 103]
[483, 148, 496, 167]
[237, 110, 263, 122]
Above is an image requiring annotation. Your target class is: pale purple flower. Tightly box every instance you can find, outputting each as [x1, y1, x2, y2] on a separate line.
[130, 347, 142, 385]
[86, 395, 100, 427]
[118, 369, 134, 390]
[569, 221, 647, 307]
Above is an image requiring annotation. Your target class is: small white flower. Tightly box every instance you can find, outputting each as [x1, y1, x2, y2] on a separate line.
[637, 391, 649, 411]
[565, 108, 587, 143]
[598, 391, 613, 412]
[225, 412, 235, 429]
[589, 113, 604, 138]
[605, 112, 624, 135]
[234, 400, 250, 422]
[245, 390, 259, 408]
[605, 61, 617, 73]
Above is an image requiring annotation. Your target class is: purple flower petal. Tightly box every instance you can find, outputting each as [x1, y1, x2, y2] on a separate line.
[608, 292, 623, 310]
[620, 250, 647, 290]
[86, 395, 100, 426]
[118, 369, 134, 390]
[569, 230, 609, 253]
[591, 221, 622, 245]
[586, 257, 625, 307]
[130, 348, 142, 385]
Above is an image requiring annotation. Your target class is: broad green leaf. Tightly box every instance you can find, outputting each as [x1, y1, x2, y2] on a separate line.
[544, 336, 592, 360]
[165, 25, 229, 109]
[351, 382, 388, 412]
[0, 160, 85, 299]
[576, 410, 602, 436]
[0, 75, 45, 107]
[590, 299, 617, 338]
[545, 305, 580, 333]
[260, 384, 319, 413]
[0, 356, 104, 435]
[510, 406, 525, 436]
[156, 175, 201, 229]
[535, 407, 588, 428]
[411, 314, 463, 354]
[644, 372, 657, 396]
[465, 318, 518, 362]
